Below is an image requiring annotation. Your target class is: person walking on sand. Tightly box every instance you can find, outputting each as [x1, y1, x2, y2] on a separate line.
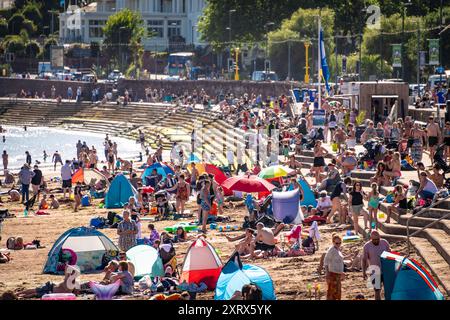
[25, 151, 32, 166]
[52, 151, 63, 171]
[117, 210, 138, 252]
[2, 150, 8, 173]
[362, 230, 390, 300]
[18, 163, 35, 204]
[61, 160, 73, 199]
[324, 234, 345, 300]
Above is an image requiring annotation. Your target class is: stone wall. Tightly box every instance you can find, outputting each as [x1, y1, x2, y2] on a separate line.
[0, 77, 298, 101]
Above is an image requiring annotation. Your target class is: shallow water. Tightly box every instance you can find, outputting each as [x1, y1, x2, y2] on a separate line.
[1, 126, 143, 171]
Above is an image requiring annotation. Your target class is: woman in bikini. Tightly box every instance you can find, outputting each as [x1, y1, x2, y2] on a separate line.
[385, 185, 408, 224]
[286, 154, 302, 174]
[370, 161, 388, 187]
[312, 140, 329, 185]
[410, 122, 426, 164]
[199, 179, 212, 233]
[175, 174, 190, 215]
[383, 152, 402, 183]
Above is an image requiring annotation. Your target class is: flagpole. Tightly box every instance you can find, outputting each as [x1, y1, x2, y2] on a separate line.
[318, 14, 321, 110]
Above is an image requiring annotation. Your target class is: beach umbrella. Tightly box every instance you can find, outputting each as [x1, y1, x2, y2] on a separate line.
[222, 174, 276, 193]
[187, 163, 233, 195]
[258, 165, 296, 179]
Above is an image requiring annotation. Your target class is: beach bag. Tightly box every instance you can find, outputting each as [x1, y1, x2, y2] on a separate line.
[331, 142, 338, 152]
[90, 217, 107, 229]
[81, 195, 90, 206]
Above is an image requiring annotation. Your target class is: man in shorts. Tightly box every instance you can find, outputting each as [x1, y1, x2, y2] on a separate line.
[61, 160, 73, 199]
[426, 116, 441, 162]
[362, 230, 391, 300]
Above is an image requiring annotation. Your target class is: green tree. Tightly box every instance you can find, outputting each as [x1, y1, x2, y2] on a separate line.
[0, 18, 8, 38]
[22, 19, 37, 36]
[22, 1, 43, 33]
[267, 8, 335, 81]
[25, 40, 40, 56]
[8, 12, 25, 34]
[2, 35, 26, 57]
[42, 37, 58, 59]
[197, 0, 307, 51]
[103, 8, 145, 73]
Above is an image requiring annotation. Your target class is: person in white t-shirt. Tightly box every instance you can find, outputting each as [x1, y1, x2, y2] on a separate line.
[316, 191, 332, 219]
[226, 148, 235, 172]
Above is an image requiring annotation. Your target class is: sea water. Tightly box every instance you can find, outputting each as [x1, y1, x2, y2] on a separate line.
[1, 126, 142, 171]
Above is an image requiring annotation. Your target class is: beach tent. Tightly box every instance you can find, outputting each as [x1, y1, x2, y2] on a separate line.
[43, 227, 119, 274]
[105, 174, 138, 209]
[272, 189, 303, 224]
[126, 245, 164, 280]
[299, 178, 317, 207]
[72, 168, 109, 186]
[381, 251, 444, 300]
[215, 252, 276, 300]
[180, 237, 223, 290]
[187, 162, 232, 195]
[141, 162, 174, 184]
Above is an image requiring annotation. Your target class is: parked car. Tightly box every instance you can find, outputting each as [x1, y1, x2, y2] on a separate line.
[252, 71, 279, 82]
[107, 70, 124, 82]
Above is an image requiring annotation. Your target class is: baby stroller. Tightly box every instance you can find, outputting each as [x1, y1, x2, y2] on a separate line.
[434, 143, 450, 190]
[358, 139, 384, 168]
[304, 128, 325, 150]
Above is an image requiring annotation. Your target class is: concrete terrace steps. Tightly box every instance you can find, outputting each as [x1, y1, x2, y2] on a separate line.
[410, 237, 450, 296]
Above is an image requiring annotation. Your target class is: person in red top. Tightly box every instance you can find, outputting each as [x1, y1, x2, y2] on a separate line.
[252, 162, 261, 175]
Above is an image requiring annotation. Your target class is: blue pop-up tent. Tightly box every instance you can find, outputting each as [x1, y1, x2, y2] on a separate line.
[298, 178, 317, 207]
[141, 162, 174, 185]
[380, 251, 444, 300]
[215, 252, 276, 300]
[105, 174, 138, 209]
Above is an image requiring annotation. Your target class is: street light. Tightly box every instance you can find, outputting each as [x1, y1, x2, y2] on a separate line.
[264, 22, 275, 74]
[227, 9, 236, 74]
[401, 0, 412, 80]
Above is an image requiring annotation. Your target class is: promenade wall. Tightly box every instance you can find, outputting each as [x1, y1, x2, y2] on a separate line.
[0, 77, 298, 100]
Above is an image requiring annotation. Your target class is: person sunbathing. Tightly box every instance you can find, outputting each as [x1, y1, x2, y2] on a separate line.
[15, 267, 77, 298]
[0, 251, 12, 263]
[225, 229, 255, 255]
[246, 222, 285, 259]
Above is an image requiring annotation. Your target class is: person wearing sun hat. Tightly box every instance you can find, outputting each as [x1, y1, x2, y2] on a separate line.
[18, 163, 35, 204]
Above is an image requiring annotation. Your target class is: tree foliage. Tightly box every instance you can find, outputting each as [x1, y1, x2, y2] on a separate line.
[103, 8, 146, 73]
[0, 18, 8, 38]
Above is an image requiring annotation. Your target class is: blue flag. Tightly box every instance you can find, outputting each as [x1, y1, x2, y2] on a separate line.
[319, 29, 330, 93]
[60, 0, 65, 7]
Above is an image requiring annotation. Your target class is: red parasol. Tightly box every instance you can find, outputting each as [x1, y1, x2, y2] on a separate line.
[222, 174, 276, 193]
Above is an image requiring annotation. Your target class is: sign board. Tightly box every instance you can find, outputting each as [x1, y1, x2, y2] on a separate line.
[428, 39, 439, 66]
[50, 46, 64, 69]
[392, 44, 402, 68]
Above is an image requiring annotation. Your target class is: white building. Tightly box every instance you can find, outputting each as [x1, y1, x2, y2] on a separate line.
[0, 0, 13, 9]
[59, 0, 207, 51]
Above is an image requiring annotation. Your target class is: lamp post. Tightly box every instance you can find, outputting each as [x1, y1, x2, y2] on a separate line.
[264, 22, 275, 74]
[401, 0, 412, 80]
[226, 9, 236, 74]
[304, 40, 310, 83]
[360, 7, 367, 81]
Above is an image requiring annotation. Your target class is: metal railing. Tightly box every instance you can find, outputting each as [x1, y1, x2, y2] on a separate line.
[406, 194, 450, 256]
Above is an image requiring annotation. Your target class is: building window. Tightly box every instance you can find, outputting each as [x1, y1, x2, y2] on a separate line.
[182, 0, 186, 13]
[147, 20, 164, 38]
[161, 0, 172, 13]
[167, 20, 181, 38]
[88, 20, 106, 38]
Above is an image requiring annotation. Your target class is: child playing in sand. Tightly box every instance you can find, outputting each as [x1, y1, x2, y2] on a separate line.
[39, 194, 49, 210]
[49, 194, 60, 209]
[74, 182, 83, 212]
[216, 186, 225, 215]
[147, 224, 160, 245]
